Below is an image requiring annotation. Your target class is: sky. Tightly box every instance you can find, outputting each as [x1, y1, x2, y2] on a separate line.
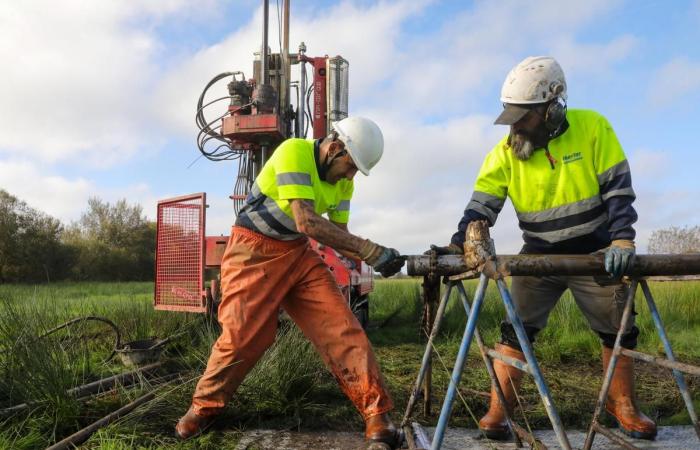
[1, 0, 700, 255]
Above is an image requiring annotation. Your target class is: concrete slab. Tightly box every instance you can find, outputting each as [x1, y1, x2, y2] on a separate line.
[231, 426, 698, 449]
[427, 425, 698, 449]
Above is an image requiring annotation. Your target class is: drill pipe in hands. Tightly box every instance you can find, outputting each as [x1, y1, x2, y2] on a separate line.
[406, 254, 700, 278]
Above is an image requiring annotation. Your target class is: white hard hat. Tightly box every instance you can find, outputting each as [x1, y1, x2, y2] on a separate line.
[495, 56, 567, 125]
[331, 116, 384, 176]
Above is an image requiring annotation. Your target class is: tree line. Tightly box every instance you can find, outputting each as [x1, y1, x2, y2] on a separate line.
[1, 189, 698, 284]
[0, 190, 155, 283]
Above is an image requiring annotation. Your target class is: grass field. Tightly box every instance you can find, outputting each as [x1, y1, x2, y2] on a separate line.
[0, 278, 698, 449]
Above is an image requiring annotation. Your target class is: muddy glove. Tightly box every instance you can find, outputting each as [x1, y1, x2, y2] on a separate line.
[604, 239, 636, 279]
[358, 239, 406, 277]
[425, 243, 463, 255]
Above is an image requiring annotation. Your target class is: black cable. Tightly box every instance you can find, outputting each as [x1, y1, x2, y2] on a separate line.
[195, 72, 252, 162]
[305, 83, 314, 137]
[196, 72, 236, 137]
[38, 316, 121, 363]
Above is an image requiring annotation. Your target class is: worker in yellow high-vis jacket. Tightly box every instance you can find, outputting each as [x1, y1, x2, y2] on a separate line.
[176, 117, 404, 448]
[432, 56, 656, 440]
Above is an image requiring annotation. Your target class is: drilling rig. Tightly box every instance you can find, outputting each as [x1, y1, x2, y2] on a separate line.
[153, 0, 374, 327]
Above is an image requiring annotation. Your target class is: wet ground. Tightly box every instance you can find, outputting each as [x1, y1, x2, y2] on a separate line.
[232, 426, 698, 449]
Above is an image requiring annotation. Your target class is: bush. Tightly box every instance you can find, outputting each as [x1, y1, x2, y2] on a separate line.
[0, 190, 71, 282]
[63, 198, 156, 281]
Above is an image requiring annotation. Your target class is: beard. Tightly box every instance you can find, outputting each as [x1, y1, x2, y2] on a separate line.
[507, 126, 549, 161]
[508, 132, 535, 160]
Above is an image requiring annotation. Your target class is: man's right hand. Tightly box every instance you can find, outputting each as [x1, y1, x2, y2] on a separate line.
[358, 239, 406, 277]
[425, 243, 463, 255]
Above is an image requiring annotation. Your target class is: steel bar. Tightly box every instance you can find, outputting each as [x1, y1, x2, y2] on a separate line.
[45, 377, 177, 450]
[497, 279, 572, 450]
[486, 349, 531, 374]
[68, 361, 164, 397]
[454, 282, 522, 448]
[282, 0, 290, 118]
[620, 348, 700, 377]
[298, 44, 306, 136]
[404, 424, 419, 450]
[260, 0, 269, 85]
[583, 280, 639, 450]
[413, 422, 432, 450]
[421, 274, 440, 417]
[0, 361, 164, 418]
[511, 421, 548, 450]
[407, 254, 700, 277]
[401, 283, 455, 427]
[640, 280, 700, 440]
[591, 423, 640, 450]
[431, 274, 489, 450]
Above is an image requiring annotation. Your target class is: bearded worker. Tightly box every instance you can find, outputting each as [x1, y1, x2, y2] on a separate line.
[432, 56, 655, 440]
[176, 116, 405, 449]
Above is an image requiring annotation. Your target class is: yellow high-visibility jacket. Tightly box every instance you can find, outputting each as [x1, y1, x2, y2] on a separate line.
[451, 109, 637, 254]
[236, 138, 353, 240]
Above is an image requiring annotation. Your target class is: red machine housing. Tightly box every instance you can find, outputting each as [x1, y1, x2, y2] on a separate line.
[154, 193, 374, 326]
[156, 9, 369, 323]
[302, 56, 330, 139]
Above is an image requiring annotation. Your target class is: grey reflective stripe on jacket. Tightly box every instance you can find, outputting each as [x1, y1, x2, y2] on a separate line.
[520, 212, 609, 243]
[597, 160, 630, 186]
[516, 196, 602, 223]
[336, 200, 350, 211]
[517, 195, 609, 244]
[276, 172, 312, 186]
[236, 182, 305, 240]
[467, 191, 505, 225]
[597, 160, 636, 201]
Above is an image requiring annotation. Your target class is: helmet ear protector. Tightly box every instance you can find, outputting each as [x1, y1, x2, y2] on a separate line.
[544, 82, 567, 131]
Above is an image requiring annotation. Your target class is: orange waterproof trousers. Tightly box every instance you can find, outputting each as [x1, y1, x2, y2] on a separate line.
[191, 226, 393, 420]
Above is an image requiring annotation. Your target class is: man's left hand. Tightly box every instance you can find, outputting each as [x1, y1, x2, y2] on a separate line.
[374, 250, 407, 278]
[604, 239, 636, 278]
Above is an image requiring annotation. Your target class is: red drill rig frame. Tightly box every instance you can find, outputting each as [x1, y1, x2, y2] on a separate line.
[154, 0, 374, 327]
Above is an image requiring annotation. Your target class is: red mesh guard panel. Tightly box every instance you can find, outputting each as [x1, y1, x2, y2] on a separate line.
[154, 193, 206, 312]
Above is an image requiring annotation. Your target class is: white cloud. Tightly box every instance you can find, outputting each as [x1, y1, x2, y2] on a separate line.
[154, 0, 431, 134]
[648, 57, 700, 106]
[552, 34, 638, 76]
[0, 159, 165, 224]
[153, 0, 643, 256]
[628, 148, 670, 178]
[0, 1, 220, 166]
[0, 0, 661, 260]
[634, 187, 700, 252]
[360, 0, 631, 116]
[0, 159, 92, 220]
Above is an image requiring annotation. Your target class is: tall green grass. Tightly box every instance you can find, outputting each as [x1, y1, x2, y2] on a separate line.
[0, 278, 698, 448]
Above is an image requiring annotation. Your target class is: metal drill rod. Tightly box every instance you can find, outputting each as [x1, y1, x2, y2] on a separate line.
[454, 281, 523, 448]
[431, 274, 489, 450]
[496, 279, 573, 450]
[640, 280, 700, 440]
[401, 282, 456, 428]
[583, 280, 639, 450]
[261, 0, 269, 85]
[407, 254, 700, 277]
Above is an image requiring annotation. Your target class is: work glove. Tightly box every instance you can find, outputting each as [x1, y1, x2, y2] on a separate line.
[604, 239, 636, 279]
[358, 239, 406, 277]
[424, 243, 463, 255]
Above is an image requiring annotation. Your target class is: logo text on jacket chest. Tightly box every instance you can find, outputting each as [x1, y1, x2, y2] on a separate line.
[562, 152, 582, 164]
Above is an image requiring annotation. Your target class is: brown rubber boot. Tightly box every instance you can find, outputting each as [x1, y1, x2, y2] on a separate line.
[478, 343, 525, 440]
[175, 407, 216, 440]
[602, 347, 657, 440]
[365, 413, 401, 449]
